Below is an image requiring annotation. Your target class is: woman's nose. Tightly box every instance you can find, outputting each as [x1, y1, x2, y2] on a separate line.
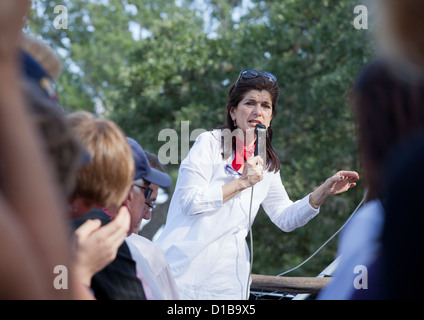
[252, 104, 262, 116]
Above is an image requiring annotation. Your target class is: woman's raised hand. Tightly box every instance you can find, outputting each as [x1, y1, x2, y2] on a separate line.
[310, 170, 360, 208]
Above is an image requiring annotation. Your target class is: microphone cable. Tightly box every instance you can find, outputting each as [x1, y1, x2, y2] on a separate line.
[246, 124, 267, 299]
[246, 185, 255, 299]
[276, 190, 367, 277]
[251, 190, 367, 299]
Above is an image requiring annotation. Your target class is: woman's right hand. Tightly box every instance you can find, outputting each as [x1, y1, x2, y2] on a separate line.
[240, 155, 264, 187]
[222, 155, 264, 203]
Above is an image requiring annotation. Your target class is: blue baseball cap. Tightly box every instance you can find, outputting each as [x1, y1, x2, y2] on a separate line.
[21, 51, 59, 102]
[127, 137, 172, 188]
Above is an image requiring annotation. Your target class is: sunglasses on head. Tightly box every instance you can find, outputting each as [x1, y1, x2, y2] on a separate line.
[233, 69, 277, 90]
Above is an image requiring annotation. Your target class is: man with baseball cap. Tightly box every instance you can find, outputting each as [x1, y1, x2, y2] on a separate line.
[125, 137, 179, 300]
[128, 137, 172, 188]
[125, 137, 171, 232]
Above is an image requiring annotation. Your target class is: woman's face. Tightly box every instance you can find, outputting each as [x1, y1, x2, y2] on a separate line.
[230, 90, 273, 133]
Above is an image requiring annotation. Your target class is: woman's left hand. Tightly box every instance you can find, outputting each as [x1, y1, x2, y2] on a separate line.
[325, 170, 359, 195]
[310, 170, 359, 208]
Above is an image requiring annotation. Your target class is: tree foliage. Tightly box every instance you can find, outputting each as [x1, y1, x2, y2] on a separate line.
[27, 0, 373, 276]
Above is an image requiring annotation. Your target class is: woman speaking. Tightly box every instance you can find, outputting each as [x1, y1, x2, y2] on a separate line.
[156, 69, 359, 300]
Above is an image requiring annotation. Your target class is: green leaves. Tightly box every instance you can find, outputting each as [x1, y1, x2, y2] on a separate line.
[28, 0, 372, 277]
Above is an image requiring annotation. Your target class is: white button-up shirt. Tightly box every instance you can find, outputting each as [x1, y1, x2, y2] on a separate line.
[126, 234, 180, 300]
[155, 130, 320, 299]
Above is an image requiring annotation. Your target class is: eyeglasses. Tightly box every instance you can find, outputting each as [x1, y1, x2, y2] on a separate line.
[134, 184, 153, 200]
[233, 69, 277, 90]
[145, 201, 157, 213]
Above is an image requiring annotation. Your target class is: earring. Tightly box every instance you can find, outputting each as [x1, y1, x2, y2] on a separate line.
[233, 120, 237, 128]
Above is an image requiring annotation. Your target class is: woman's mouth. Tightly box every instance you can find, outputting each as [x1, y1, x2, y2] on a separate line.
[248, 120, 263, 127]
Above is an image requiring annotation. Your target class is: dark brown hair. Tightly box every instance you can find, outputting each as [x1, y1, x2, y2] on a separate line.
[352, 59, 424, 201]
[220, 72, 280, 173]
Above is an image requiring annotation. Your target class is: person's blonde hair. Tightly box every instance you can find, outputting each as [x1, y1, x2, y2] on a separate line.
[67, 110, 95, 127]
[68, 112, 134, 208]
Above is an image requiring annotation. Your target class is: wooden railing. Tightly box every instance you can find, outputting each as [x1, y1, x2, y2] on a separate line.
[250, 274, 331, 295]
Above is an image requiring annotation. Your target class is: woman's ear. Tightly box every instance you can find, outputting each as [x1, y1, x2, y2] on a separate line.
[229, 106, 236, 120]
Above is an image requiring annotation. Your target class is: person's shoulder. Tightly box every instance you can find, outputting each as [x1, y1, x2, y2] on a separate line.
[266, 168, 280, 176]
[345, 199, 384, 233]
[189, 129, 222, 154]
[352, 199, 384, 225]
[127, 233, 152, 246]
[71, 208, 111, 230]
[194, 129, 221, 144]
[181, 129, 224, 167]
[339, 199, 384, 248]
[127, 234, 167, 261]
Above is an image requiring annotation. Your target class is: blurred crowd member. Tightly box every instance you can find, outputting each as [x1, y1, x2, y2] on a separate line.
[21, 33, 62, 80]
[318, 59, 424, 299]
[379, 130, 424, 299]
[24, 80, 82, 199]
[19, 33, 63, 119]
[25, 78, 131, 296]
[20, 33, 61, 102]
[136, 151, 171, 235]
[363, 0, 424, 300]
[0, 0, 79, 299]
[124, 138, 179, 299]
[375, 0, 424, 76]
[125, 138, 172, 235]
[71, 207, 131, 292]
[68, 112, 146, 300]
